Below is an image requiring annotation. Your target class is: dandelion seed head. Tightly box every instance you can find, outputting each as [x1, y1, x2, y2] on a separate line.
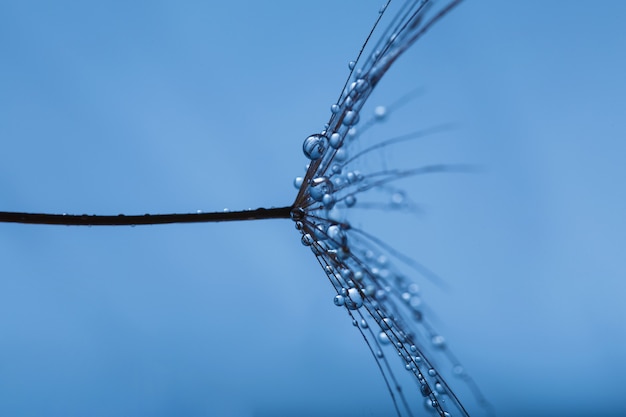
[288, 1, 492, 416]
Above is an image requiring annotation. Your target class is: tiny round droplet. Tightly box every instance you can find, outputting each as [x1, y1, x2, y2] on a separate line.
[293, 176, 304, 189]
[374, 105, 387, 119]
[344, 195, 356, 207]
[348, 60, 356, 70]
[322, 193, 335, 208]
[301, 234, 314, 246]
[435, 382, 445, 394]
[302, 134, 327, 160]
[342, 110, 359, 126]
[391, 191, 405, 206]
[330, 104, 340, 114]
[329, 132, 342, 149]
[333, 295, 345, 306]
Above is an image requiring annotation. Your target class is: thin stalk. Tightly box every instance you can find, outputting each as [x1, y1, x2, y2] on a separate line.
[0, 206, 293, 226]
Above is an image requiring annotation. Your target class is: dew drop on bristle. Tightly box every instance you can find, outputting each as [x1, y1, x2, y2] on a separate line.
[345, 288, 363, 310]
[302, 134, 328, 160]
[333, 295, 345, 306]
[301, 233, 314, 246]
[322, 193, 335, 208]
[309, 177, 333, 201]
[329, 132, 342, 149]
[326, 224, 347, 248]
[342, 110, 360, 126]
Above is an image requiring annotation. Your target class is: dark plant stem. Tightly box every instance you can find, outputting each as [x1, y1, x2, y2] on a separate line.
[0, 206, 293, 226]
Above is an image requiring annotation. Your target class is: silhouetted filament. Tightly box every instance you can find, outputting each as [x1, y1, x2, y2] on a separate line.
[0, 206, 292, 226]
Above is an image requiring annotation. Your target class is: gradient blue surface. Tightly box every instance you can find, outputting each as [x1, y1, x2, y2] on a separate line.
[1, 1, 625, 416]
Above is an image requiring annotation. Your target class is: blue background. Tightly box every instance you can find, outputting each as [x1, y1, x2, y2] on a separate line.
[1, 1, 625, 416]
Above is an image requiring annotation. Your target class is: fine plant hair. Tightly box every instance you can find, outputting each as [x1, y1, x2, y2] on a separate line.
[0, 1, 492, 416]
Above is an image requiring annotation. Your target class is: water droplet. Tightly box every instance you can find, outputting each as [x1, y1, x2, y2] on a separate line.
[428, 368, 437, 377]
[301, 234, 314, 246]
[326, 225, 347, 249]
[302, 134, 328, 160]
[309, 177, 333, 201]
[343, 95, 353, 109]
[345, 288, 363, 310]
[334, 148, 348, 161]
[380, 317, 393, 330]
[344, 195, 356, 207]
[293, 176, 304, 189]
[432, 335, 446, 349]
[342, 110, 360, 126]
[310, 223, 328, 240]
[332, 174, 348, 189]
[420, 383, 432, 397]
[435, 382, 445, 394]
[330, 103, 340, 114]
[374, 105, 387, 119]
[409, 296, 422, 310]
[322, 193, 335, 208]
[378, 331, 390, 345]
[339, 268, 353, 280]
[391, 191, 405, 206]
[333, 295, 345, 306]
[348, 60, 356, 70]
[355, 78, 369, 92]
[329, 132, 342, 149]
[360, 319, 368, 328]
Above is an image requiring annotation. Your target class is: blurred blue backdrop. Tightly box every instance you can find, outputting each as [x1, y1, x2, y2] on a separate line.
[1, 1, 625, 416]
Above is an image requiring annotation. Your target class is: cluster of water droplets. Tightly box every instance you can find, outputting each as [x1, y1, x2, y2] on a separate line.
[289, 1, 492, 417]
